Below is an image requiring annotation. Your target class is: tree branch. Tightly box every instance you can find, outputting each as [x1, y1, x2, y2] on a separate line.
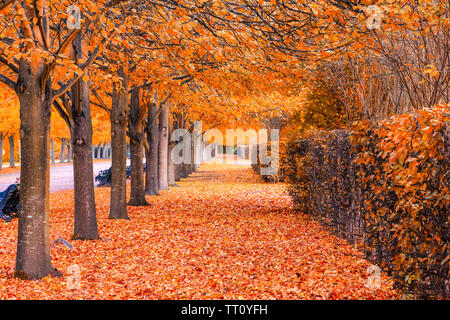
[0, 72, 15, 90]
[0, 54, 18, 73]
[52, 29, 116, 103]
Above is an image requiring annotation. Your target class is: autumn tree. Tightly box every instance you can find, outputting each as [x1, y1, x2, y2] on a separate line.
[0, 0, 129, 279]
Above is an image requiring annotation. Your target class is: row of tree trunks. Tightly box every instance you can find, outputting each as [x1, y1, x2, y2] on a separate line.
[92, 144, 111, 159]
[127, 85, 185, 208]
[60, 139, 73, 162]
[110, 80, 197, 216]
[47, 138, 79, 164]
[33, 139, 111, 166]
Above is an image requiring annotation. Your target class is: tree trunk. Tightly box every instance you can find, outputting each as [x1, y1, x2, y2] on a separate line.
[15, 59, 55, 280]
[194, 133, 202, 169]
[67, 141, 72, 162]
[9, 135, 15, 168]
[189, 126, 195, 174]
[70, 32, 98, 240]
[100, 143, 105, 159]
[128, 88, 149, 206]
[50, 138, 55, 164]
[168, 143, 177, 186]
[168, 121, 177, 187]
[175, 164, 181, 180]
[158, 102, 169, 190]
[60, 138, 66, 163]
[0, 135, 3, 171]
[145, 102, 159, 195]
[109, 67, 129, 220]
[192, 122, 202, 170]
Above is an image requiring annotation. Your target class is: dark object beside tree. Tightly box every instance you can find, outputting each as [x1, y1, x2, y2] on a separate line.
[95, 164, 146, 187]
[0, 184, 20, 223]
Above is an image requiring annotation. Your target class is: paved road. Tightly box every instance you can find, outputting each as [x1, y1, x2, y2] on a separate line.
[0, 155, 247, 193]
[0, 161, 113, 193]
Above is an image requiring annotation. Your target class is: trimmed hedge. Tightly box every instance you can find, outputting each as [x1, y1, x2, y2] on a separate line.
[283, 105, 449, 299]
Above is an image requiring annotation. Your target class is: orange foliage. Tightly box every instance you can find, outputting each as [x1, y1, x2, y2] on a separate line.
[352, 104, 449, 298]
[282, 104, 449, 299]
[0, 163, 398, 299]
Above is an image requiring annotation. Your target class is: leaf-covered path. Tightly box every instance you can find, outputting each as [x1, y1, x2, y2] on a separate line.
[0, 162, 398, 299]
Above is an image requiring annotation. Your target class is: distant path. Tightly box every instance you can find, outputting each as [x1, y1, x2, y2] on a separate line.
[0, 161, 113, 192]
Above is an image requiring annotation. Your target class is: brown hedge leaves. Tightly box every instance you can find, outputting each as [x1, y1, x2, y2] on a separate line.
[352, 104, 449, 298]
[282, 104, 448, 299]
